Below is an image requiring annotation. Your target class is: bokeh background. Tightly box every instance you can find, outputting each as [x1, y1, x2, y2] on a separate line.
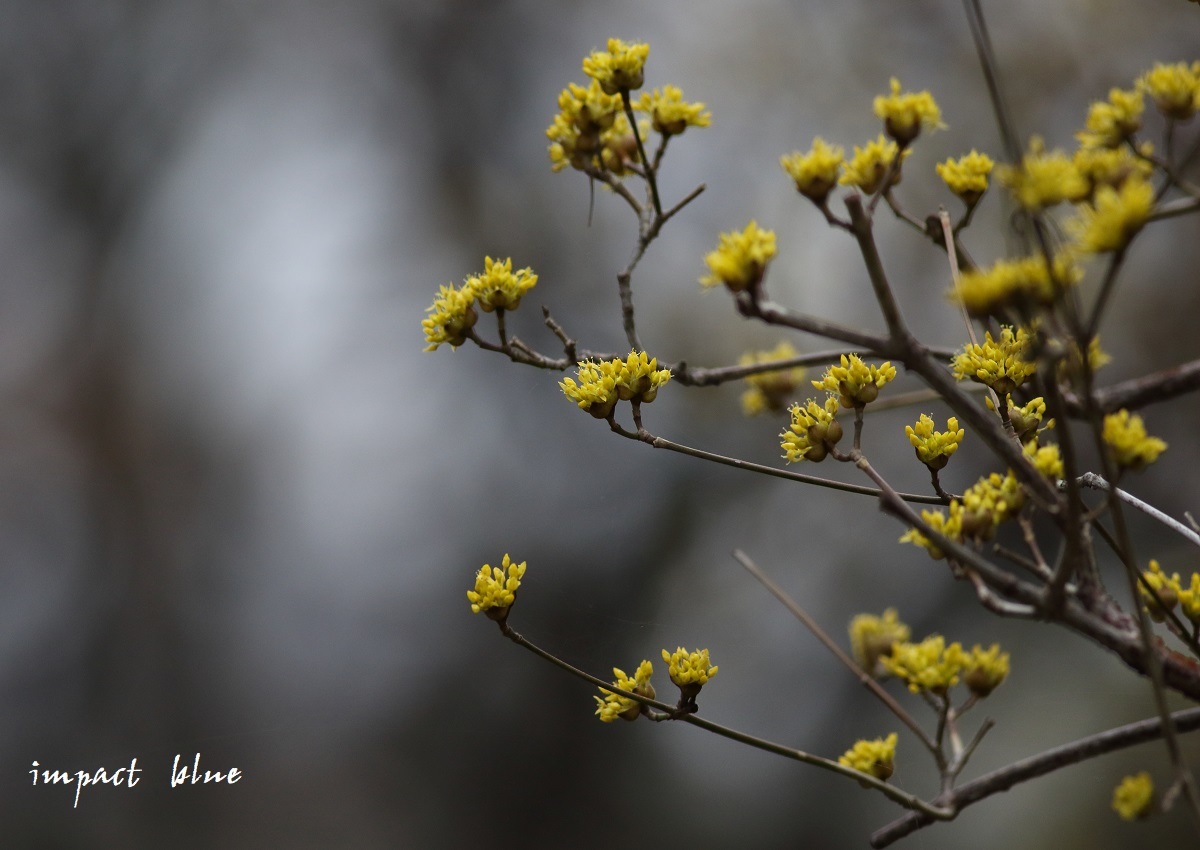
[1, 1, 1198, 847]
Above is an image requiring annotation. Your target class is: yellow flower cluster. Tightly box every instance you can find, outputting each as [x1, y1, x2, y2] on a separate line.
[840, 134, 910, 194]
[849, 608, 911, 675]
[700, 220, 777, 292]
[423, 256, 537, 350]
[936, 150, 994, 204]
[780, 396, 843, 463]
[467, 554, 527, 618]
[1102, 409, 1167, 471]
[1023, 440, 1064, 480]
[559, 351, 672, 418]
[780, 138, 844, 204]
[997, 137, 1089, 210]
[1139, 560, 1200, 625]
[838, 733, 898, 783]
[582, 38, 650, 95]
[422, 282, 479, 352]
[1068, 177, 1155, 254]
[546, 80, 631, 174]
[812, 354, 897, 409]
[1112, 772, 1155, 821]
[636, 85, 710, 136]
[951, 326, 1036, 396]
[882, 635, 966, 695]
[739, 341, 807, 416]
[1077, 87, 1143, 149]
[471, 256, 539, 313]
[901, 470, 1023, 556]
[952, 254, 1080, 319]
[960, 471, 1025, 535]
[1073, 144, 1154, 196]
[873, 77, 945, 145]
[1005, 395, 1052, 442]
[662, 647, 718, 699]
[594, 660, 655, 723]
[905, 414, 964, 471]
[1139, 61, 1200, 120]
[963, 643, 1011, 697]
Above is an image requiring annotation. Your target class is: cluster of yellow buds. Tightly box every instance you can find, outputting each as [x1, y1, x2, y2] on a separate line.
[422, 256, 537, 351]
[812, 354, 897, 410]
[559, 350, 672, 419]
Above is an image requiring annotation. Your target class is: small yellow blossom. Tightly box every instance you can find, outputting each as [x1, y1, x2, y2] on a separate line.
[559, 351, 671, 417]
[1102, 409, 1167, 471]
[899, 503, 963, 560]
[1024, 440, 1063, 480]
[958, 471, 1024, 539]
[1077, 88, 1143, 149]
[636, 85, 710, 136]
[467, 554, 527, 619]
[873, 78, 944, 145]
[953, 253, 1081, 318]
[838, 733, 898, 783]
[1073, 143, 1155, 195]
[1140, 559, 1181, 621]
[560, 359, 622, 418]
[780, 395, 843, 463]
[1004, 395, 1052, 442]
[812, 354, 897, 409]
[1112, 772, 1155, 821]
[546, 80, 624, 173]
[739, 342, 807, 416]
[661, 647, 717, 700]
[937, 150, 995, 204]
[1176, 573, 1200, 626]
[883, 636, 966, 695]
[1139, 62, 1200, 120]
[469, 256, 538, 313]
[1069, 177, 1155, 254]
[951, 326, 1036, 395]
[997, 137, 1089, 209]
[780, 138, 845, 204]
[849, 609, 911, 675]
[594, 660, 654, 723]
[905, 414, 964, 471]
[700, 220, 777, 292]
[963, 643, 1010, 697]
[840, 134, 910, 194]
[582, 38, 649, 95]
[422, 282, 478, 351]
[615, 350, 672, 402]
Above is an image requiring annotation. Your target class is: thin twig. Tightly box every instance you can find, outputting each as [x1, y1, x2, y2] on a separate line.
[1072, 472, 1200, 549]
[732, 550, 938, 753]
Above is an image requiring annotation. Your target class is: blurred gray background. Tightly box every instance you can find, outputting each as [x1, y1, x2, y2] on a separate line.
[1, 1, 1198, 847]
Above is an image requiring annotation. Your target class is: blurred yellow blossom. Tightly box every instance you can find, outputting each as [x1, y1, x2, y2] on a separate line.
[700, 220, 777, 292]
[1102, 409, 1167, 470]
[840, 134, 910, 194]
[937, 150, 994, 204]
[883, 636, 966, 695]
[739, 342, 806, 416]
[998, 137, 1088, 209]
[582, 38, 649, 95]
[781, 138, 845, 204]
[637, 85, 710, 135]
[849, 609, 910, 675]
[873, 77, 944, 144]
[422, 282, 478, 351]
[1112, 772, 1155, 821]
[838, 733, 897, 783]
[1077, 88, 1143, 149]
